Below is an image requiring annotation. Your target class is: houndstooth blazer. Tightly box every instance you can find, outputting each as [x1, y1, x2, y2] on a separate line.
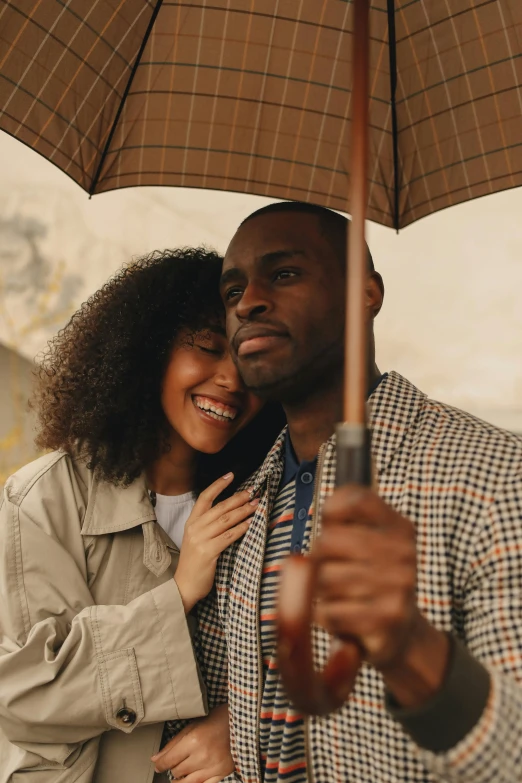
[194, 371, 522, 783]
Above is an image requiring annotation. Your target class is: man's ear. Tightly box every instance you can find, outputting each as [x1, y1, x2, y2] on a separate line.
[366, 272, 384, 318]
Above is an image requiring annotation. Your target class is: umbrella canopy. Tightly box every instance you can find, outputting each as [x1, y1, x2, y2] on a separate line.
[1, 0, 521, 230]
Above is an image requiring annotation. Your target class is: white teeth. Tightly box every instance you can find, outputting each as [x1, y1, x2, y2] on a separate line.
[194, 398, 237, 421]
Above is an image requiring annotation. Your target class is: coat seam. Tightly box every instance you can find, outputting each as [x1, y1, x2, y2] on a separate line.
[151, 589, 180, 720]
[91, 605, 112, 729]
[11, 502, 32, 639]
[7, 451, 68, 505]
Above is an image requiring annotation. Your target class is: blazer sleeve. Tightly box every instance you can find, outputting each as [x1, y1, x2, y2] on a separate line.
[397, 472, 522, 783]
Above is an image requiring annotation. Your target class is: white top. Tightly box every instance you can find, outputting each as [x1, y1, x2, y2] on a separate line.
[154, 490, 196, 549]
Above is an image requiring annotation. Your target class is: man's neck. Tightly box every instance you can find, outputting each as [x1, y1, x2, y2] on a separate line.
[284, 364, 381, 462]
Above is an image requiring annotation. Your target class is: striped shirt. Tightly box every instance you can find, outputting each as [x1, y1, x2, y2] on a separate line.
[259, 437, 316, 783]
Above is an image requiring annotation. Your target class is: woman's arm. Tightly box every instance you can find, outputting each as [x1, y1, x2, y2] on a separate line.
[0, 483, 206, 768]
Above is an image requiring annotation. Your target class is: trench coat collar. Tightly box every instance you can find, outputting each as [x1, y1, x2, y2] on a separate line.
[81, 471, 156, 536]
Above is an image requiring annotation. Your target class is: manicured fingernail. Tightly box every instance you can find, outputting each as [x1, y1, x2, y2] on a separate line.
[250, 497, 260, 506]
[223, 472, 233, 480]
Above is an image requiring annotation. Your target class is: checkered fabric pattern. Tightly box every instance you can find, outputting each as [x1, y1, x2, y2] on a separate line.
[1, 1, 521, 228]
[192, 372, 522, 783]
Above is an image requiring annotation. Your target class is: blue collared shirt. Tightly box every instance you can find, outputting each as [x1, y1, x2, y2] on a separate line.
[280, 373, 388, 553]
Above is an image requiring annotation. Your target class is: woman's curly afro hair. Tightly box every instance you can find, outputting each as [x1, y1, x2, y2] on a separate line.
[33, 247, 285, 489]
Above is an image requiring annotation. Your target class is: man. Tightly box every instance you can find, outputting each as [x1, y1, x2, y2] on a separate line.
[158, 201, 522, 782]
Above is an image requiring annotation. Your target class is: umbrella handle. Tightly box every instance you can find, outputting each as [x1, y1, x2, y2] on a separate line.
[277, 555, 362, 716]
[277, 425, 371, 715]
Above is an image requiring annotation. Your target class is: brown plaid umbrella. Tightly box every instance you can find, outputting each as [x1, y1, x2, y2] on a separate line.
[1, 1, 521, 230]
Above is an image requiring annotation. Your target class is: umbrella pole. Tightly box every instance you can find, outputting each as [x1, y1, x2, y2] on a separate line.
[336, 0, 371, 487]
[277, 0, 371, 715]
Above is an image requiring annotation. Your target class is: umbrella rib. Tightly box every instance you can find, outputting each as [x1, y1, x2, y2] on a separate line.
[88, 0, 164, 196]
[387, 0, 400, 232]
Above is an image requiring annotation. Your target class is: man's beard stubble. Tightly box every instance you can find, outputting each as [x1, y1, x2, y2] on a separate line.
[237, 338, 344, 406]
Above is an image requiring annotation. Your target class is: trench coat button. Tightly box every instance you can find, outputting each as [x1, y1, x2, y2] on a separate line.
[116, 704, 137, 727]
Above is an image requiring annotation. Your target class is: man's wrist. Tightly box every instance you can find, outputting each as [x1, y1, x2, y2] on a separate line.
[379, 615, 451, 709]
[385, 633, 491, 753]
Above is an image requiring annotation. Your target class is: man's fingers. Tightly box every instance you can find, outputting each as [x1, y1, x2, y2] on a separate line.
[322, 485, 405, 529]
[315, 594, 413, 637]
[316, 562, 414, 601]
[314, 525, 414, 565]
[313, 526, 384, 562]
[316, 563, 374, 599]
[314, 600, 381, 636]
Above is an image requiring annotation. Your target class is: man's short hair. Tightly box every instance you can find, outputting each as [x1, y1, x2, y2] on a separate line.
[240, 201, 374, 272]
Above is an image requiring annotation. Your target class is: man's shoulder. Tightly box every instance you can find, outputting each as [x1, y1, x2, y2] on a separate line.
[383, 371, 521, 453]
[373, 372, 522, 490]
[422, 394, 522, 457]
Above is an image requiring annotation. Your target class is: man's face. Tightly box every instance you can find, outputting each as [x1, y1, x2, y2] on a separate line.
[220, 212, 346, 402]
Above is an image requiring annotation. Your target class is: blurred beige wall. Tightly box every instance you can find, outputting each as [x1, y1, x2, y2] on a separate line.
[0, 343, 40, 485]
[1, 129, 521, 480]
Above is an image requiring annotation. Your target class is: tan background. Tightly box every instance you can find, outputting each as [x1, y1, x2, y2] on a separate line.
[1, 131, 521, 480]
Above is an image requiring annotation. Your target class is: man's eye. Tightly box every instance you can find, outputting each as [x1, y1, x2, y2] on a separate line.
[224, 287, 243, 301]
[274, 269, 297, 281]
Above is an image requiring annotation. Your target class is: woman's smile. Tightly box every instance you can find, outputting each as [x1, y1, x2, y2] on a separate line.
[192, 394, 241, 425]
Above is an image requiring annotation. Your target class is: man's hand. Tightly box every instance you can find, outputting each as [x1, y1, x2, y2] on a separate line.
[313, 485, 450, 707]
[151, 704, 234, 782]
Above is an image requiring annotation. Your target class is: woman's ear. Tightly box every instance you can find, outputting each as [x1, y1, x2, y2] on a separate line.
[366, 272, 384, 318]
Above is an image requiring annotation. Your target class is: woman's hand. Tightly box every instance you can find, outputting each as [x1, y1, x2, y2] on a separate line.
[152, 703, 234, 782]
[174, 473, 258, 613]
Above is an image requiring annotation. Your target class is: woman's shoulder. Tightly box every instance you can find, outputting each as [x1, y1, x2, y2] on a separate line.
[3, 449, 93, 507]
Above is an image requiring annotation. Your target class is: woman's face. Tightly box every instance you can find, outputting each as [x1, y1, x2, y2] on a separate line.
[161, 326, 264, 454]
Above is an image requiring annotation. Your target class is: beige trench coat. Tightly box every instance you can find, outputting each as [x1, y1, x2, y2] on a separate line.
[0, 451, 208, 782]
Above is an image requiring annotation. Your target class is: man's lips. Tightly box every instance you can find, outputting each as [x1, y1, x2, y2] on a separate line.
[235, 328, 289, 357]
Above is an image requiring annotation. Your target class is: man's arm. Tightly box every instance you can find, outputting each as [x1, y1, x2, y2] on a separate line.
[315, 481, 522, 783]
[403, 480, 522, 783]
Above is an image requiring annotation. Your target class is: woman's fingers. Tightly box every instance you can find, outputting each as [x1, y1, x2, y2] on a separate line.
[169, 755, 196, 778]
[172, 771, 216, 783]
[201, 489, 256, 525]
[192, 472, 236, 513]
[211, 518, 253, 555]
[153, 746, 189, 774]
[206, 499, 259, 538]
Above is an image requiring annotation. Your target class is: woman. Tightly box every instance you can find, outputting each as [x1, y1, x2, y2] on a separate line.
[0, 248, 285, 783]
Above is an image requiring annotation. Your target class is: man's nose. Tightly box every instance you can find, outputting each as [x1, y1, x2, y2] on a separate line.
[236, 282, 270, 320]
[214, 352, 244, 392]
